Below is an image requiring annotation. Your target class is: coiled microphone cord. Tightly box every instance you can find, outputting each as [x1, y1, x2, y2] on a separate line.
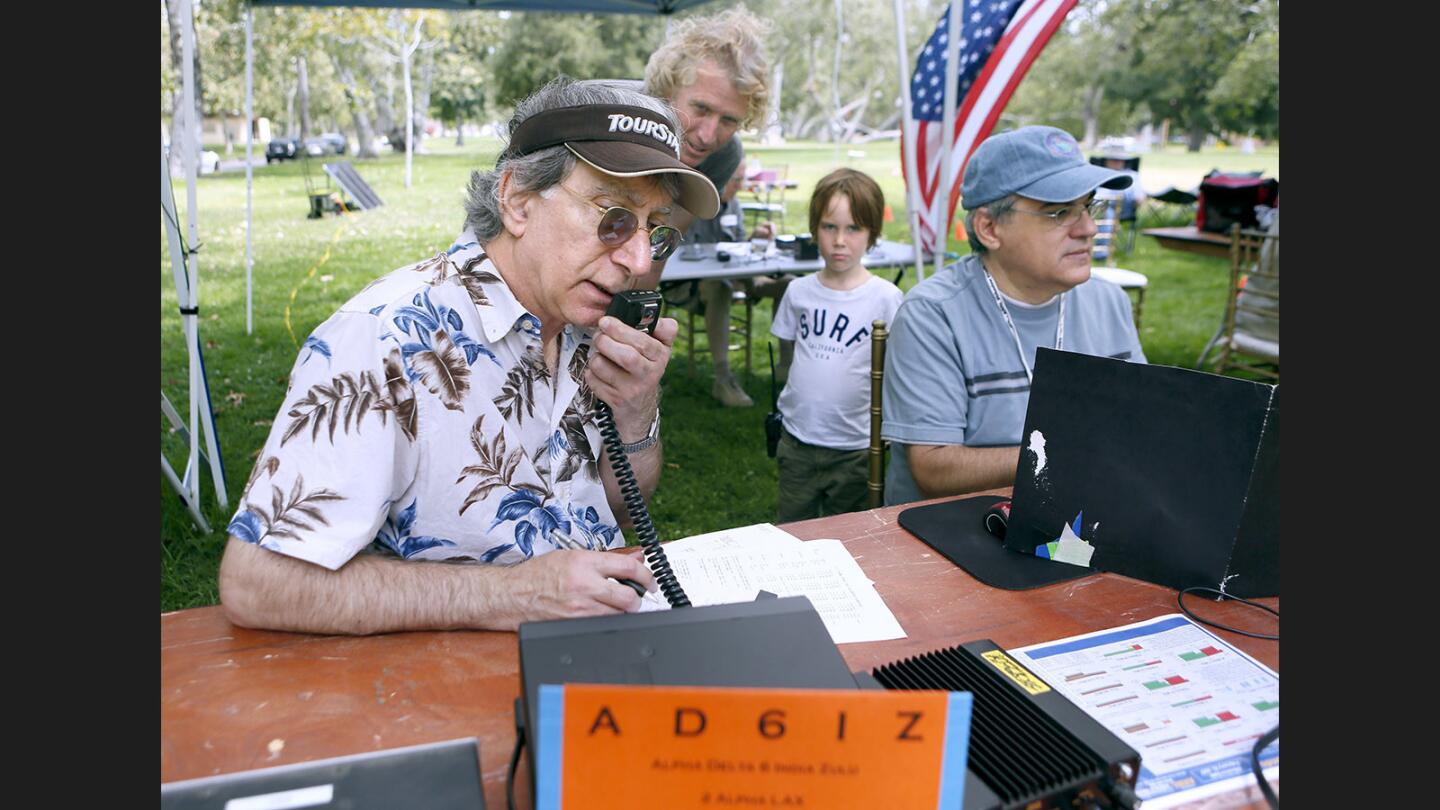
[594, 400, 690, 608]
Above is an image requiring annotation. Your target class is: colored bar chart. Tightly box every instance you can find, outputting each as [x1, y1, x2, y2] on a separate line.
[1143, 675, 1188, 690]
[1104, 644, 1144, 657]
[1252, 700, 1279, 712]
[1192, 711, 1240, 728]
[1179, 646, 1223, 662]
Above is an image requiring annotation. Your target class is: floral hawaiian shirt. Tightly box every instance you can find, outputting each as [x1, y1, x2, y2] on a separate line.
[227, 230, 622, 569]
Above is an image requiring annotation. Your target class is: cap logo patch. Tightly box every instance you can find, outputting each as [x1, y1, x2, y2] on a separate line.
[607, 113, 680, 157]
[1044, 131, 1077, 157]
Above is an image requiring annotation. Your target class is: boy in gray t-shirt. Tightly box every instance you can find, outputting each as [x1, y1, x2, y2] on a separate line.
[772, 169, 903, 521]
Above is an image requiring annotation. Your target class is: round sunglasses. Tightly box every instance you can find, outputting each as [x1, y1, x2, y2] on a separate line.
[557, 184, 681, 262]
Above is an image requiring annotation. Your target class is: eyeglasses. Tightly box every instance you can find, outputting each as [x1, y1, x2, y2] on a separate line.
[557, 185, 681, 262]
[1011, 199, 1110, 228]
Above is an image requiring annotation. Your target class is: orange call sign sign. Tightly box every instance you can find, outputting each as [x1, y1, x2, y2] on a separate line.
[534, 684, 973, 810]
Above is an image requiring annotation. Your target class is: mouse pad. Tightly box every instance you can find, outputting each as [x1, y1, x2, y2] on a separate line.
[897, 496, 1092, 590]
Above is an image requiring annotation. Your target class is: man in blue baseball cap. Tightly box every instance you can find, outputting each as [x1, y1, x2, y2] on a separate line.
[882, 126, 1147, 505]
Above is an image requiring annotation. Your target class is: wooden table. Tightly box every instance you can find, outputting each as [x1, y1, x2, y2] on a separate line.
[1144, 226, 1232, 260]
[162, 494, 1278, 808]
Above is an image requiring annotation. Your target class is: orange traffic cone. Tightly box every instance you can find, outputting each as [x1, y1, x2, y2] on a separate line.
[883, 204, 895, 222]
[954, 220, 967, 241]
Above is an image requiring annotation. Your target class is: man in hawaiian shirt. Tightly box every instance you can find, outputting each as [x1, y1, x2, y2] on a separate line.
[219, 78, 720, 634]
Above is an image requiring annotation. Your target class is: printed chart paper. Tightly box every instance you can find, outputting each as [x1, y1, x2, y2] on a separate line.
[1011, 614, 1278, 808]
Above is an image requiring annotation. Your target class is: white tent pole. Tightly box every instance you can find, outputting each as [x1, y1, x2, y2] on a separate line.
[180, 0, 202, 511]
[892, 0, 925, 282]
[937, 0, 962, 278]
[245, 1, 255, 335]
[177, 0, 229, 513]
[832, 0, 844, 165]
[162, 140, 202, 523]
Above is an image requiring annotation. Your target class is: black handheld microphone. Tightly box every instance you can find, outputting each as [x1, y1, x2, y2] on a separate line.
[594, 290, 690, 607]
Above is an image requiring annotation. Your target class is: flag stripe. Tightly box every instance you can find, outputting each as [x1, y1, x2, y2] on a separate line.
[943, 0, 1077, 218]
[902, 0, 1077, 254]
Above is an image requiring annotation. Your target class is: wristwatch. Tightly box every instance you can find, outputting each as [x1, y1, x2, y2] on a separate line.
[620, 409, 661, 454]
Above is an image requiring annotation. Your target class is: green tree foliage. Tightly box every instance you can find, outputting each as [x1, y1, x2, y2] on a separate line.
[1006, 0, 1278, 149]
[1004, 2, 1143, 144]
[488, 12, 663, 110]
[1110, 0, 1276, 150]
[1207, 6, 1278, 140]
[753, 0, 935, 140]
[429, 12, 505, 139]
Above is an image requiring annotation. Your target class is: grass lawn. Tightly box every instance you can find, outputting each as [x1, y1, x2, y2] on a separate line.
[161, 136, 1278, 611]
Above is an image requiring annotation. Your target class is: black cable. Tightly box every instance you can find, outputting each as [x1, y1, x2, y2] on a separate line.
[594, 401, 690, 608]
[1178, 586, 1278, 640]
[767, 342, 779, 410]
[1251, 724, 1279, 809]
[506, 720, 524, 810]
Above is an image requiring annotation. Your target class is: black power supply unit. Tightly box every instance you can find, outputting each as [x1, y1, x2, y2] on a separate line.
[873, 639, 1141, 809]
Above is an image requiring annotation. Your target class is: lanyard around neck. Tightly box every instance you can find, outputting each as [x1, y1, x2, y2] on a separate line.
[982, 267, 1065, 387]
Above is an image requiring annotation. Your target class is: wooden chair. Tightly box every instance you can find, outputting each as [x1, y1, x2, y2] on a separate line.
[681, 287, 754, 384]
[868, 319, 889, 509]
[1210, 221, 1279, 381]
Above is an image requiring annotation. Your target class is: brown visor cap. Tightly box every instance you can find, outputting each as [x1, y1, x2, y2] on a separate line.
[508, 104, 720, 219]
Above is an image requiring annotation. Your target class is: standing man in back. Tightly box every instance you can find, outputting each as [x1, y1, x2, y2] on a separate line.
[642, 5, 777, 407]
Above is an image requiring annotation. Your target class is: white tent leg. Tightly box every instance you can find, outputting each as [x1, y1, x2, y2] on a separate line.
[177, 0, 229, 511]
[245, 2, 255, 336]
[937, 0, 963, 279]
[162, 453, 212, 534]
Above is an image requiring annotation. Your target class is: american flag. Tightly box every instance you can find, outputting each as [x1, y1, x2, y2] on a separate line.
[903, 0, 1077, 253]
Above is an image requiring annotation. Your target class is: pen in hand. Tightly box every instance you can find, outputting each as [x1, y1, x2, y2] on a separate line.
[550, 528, 648, 600]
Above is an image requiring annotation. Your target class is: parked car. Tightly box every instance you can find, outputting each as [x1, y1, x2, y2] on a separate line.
[266, 137, 301, 163]
[304, 132, 349, 157]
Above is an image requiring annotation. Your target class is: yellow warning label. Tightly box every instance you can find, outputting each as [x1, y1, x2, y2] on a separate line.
[981, 650, 1051, 695]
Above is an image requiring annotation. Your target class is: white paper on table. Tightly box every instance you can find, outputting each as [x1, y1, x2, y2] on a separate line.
[659, 522, 803, 554]
[637, 534, 905, 645]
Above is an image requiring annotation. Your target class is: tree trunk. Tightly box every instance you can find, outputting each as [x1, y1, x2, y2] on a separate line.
[413, 49, 435, 154]
[455, 118, 465, 147]
[836, 91, 873, 143]
[1080, 83, 1104, 148]
[372, 74, 395, 143]
[763, 61, 784, 144]
[1187, 121, 1205, 152]
[333, 58, 379, 159]
[297, 54, 312, 141]
[164, 0, 204, 171]
[286, 80, 298, 138]
[403, 47, 414, 187]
